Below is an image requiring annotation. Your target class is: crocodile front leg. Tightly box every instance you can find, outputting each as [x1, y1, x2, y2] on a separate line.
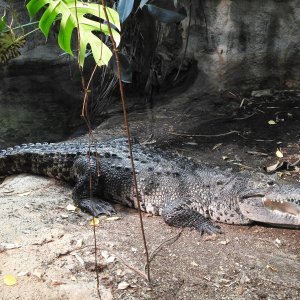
[162, 200, 223, 235]
[72, 156, 116, 216]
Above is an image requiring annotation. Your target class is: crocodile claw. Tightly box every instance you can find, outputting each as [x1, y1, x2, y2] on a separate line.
[162, 202, 223, 235]
[198, 222, 223, 235]
[78, 198, 116, 216]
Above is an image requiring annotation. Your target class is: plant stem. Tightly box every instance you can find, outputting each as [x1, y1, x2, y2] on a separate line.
[101, 0, 151, 283]
[3, 21, 39, 32]
[21, 27, 40, 38]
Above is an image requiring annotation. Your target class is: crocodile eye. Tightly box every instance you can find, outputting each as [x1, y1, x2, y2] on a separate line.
[267, 180, 274, 186]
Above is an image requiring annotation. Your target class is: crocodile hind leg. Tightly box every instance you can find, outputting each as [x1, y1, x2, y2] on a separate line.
[72, 156, 116, 216]
[162, 200, 223, 235]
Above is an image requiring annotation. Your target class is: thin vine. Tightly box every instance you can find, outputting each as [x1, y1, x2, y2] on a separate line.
[100, 0, 151, 283]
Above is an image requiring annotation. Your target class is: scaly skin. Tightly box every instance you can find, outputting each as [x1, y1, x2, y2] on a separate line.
[0, 138, 299, 234]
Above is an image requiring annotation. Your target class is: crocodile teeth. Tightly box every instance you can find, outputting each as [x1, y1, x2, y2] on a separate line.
[263, 198, 300, 216]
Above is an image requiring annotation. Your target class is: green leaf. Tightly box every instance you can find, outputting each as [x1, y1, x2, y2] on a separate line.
[117, 0, 134, 23]
[139, 0, 149, 9]
[26, 0, 121, 67]
[0, 16, 6, 33]
[146, 4, 187, 23]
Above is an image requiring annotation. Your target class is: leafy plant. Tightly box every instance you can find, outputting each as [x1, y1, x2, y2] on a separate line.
[0, 15, 6, 32]
[146, 3, 186, 23]
[117, 0, 134, 23]
[0, 32, 26, 64]
[26, 0, 121, 67]
[117, 0, 187, 24]
[0, 15, 26, 65]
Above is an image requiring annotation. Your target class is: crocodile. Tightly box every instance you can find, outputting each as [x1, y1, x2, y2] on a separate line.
[0, 138, 299, 234]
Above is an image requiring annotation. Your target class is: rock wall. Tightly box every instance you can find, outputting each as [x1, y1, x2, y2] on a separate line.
[1, 0, 299, 147]
[180, 0, 300, 93]
[2, 0, 299, 95]
[0, 1, 84, 147]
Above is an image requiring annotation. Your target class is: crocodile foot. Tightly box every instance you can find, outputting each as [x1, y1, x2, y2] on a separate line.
[162, 201, 223, 235]
[197, 219, 223, 235]
[78, 198, 116, 216]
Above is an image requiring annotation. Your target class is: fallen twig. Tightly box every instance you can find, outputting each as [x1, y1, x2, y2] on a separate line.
[246, 151, 269, 157]
[0, 243, 22, 252]
[234, 112, 256, 120]
[170, 131, 240, 138]
[144, 229, 183, 273]
[56, 244, 92, 258]
[232, 163, 254, 170]
[255, 139, 275, 142]
[113, 254, 148, 281]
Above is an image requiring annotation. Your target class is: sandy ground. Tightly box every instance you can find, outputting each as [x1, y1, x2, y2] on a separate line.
[0, 174, 299, 300]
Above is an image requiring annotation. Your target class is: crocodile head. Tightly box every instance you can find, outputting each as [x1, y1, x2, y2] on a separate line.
[238, 183, 300, 228]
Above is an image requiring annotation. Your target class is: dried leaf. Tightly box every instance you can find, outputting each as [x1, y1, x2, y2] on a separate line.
[32, 269, 43, 279]
[265, 160, 293, 173]
[3, 189, 14, 194]
[51, 280, 66, 286]
[185, 142, 198, 146]
[117, 281, 130, 290]
[251, 89, 272, 97]
[233, 163, 253, 170]
[266, 265, 277, 272]
[265, 161, 282, 173]
[89, 218, 99, 226]
[240, 272, 250, 284]
[236, 285, 244, 295]
[73, 253, 85, 266]
[277, 172, 283, 178]
[219, 239, 230, 245]
[0, 243, 22, 252]
[274, 238, 281, 246]
[17, 271, 30, 277]
[212, 143, 222, 150]
[101, 250, 109, 259]
[268, 120, 276, 125]
[106, 216, 121, 221]
[276, 149, 283, 158]
[18, 191, 31, 196]
[106, 256, 116, 263]
[203, 234, 218, 241]
[247, 151, 268, 156]
[3, 274, 17, 286]
[116, 269, 124, 276]
[75, 239, 83, 248]
[66, 204, 76, 211]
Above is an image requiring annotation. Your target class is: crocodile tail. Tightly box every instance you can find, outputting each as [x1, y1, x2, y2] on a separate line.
[0, 148, 31, 175]
[0, 143, 78, 180]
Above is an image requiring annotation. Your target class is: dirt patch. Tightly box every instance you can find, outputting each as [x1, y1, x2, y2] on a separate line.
[0, 175, 299, 300]
[0, 90, 299, 299]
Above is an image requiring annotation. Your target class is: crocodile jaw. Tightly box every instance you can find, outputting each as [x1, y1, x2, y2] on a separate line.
[238, 195, 300, 229]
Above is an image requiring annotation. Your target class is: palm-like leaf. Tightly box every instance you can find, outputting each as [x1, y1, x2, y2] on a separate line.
[0, 32, 26, 65]
[26, 0, 121, 67]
